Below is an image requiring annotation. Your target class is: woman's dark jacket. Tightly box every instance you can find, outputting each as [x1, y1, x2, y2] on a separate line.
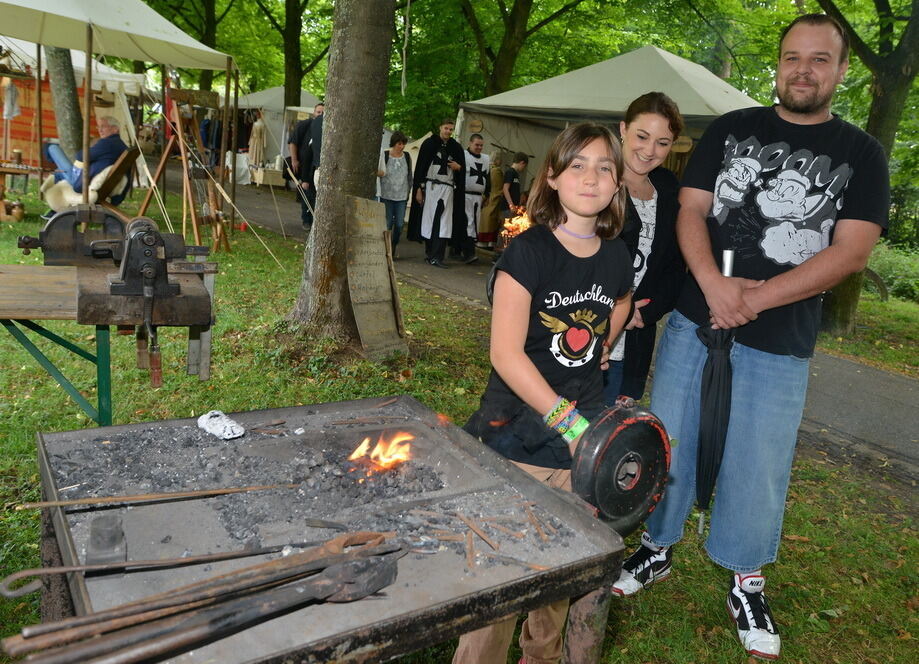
[617, 166, 685, 398]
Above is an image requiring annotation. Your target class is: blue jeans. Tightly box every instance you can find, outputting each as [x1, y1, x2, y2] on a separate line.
[381, 198, 407, 248]
[644, 311, 809, 572]
[44, 143, 81, 189]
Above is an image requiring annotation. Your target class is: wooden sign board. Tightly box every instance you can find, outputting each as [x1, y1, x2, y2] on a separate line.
[345, 196, 408, 359]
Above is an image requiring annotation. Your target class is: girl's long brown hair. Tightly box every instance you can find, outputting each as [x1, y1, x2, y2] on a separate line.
[526, 122, 627, 240]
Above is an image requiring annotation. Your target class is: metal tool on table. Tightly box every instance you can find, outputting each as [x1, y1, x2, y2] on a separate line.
[571, 398, 671, 536]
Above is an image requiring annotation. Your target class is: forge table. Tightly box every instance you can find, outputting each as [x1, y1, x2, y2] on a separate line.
[37, 396, 624, 663]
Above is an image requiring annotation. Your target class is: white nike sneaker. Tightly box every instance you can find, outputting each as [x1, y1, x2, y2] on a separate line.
[727, 572, 781, 660]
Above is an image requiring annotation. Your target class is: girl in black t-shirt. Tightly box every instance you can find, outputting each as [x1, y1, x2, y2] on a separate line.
[453, 123, 633, 664]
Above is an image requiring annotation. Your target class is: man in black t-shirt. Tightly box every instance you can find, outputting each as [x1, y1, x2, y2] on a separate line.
[500, 151, 528, 218]
[612, 15, 890, 661]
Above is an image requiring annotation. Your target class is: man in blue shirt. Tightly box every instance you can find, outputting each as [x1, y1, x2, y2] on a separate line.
[44, 115, 128, 193]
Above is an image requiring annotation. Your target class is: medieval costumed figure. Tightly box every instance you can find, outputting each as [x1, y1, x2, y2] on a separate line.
[461, 136, 490, 263]
[412, 120, 465, 267]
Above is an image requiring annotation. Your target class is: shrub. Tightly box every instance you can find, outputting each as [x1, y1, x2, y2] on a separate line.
[868, 241, 919, 302]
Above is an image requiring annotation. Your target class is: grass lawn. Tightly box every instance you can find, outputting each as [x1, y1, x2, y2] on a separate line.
[0, 190, 915, 663]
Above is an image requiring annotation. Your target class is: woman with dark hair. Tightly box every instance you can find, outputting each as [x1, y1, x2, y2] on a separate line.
[603, 91, 687, 403]
[376, 130, 413, 257]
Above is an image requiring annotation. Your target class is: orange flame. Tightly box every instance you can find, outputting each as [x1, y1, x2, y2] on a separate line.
[348, 431, 414, 471]
[501, 209, 531, 239]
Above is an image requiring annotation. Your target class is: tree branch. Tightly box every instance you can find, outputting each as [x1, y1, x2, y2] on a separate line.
[217, 0, 239, 25]
[680, 0, 745, 81]
[459, 0, 497, 68]
[165, 2, 202, 35]
[815, 0, 882, 71]
[254, 0, 284, 35]
[301, 43, 331, 75]
[525, 0, 588, 37]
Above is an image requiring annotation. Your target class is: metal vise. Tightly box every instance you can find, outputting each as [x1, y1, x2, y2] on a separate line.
[18, 206, 126, 266]
[108, 218, 181, 298]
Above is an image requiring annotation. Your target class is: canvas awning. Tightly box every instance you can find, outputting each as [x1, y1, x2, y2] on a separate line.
[0, 0, 231, 70]
[1, 37, 148, 97]
[461, 45, 760, 129]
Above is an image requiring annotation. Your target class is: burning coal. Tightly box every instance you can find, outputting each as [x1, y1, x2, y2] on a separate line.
[348, 431, 414, 473]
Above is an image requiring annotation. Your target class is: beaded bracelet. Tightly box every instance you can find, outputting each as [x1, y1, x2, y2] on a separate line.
[543, 396, 573, 427]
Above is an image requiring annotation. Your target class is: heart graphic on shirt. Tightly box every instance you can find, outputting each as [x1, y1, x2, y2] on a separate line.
[565, 327, 590, 352]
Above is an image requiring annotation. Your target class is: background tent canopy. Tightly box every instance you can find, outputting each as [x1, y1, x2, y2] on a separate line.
[237, 87, 320, 113]
[0, 0, 230, 70]
[461, 45, 761, 130]
[0, 37, 148, 97]
[457, 45, 762, 185]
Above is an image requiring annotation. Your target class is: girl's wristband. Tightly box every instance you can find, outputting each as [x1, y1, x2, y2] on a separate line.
[562, 415, 590, 443]
[543, 396, 572, 427]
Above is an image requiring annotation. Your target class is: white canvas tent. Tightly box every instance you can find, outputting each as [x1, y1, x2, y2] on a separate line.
[237, 86, 321, 162]
[0, 0, 229, 70]
[457, 45, 761, 179]
[1, 37, 148, 98]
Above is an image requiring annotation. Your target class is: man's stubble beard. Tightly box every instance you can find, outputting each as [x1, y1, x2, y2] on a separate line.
[777, 80, 835, 116]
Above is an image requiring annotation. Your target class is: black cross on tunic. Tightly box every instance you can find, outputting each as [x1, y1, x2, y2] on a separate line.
[468, 160, 487, 186]
[433, 144, 450, 176]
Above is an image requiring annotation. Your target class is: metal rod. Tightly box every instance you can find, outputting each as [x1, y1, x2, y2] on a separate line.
[0, 538, 327, 599]
[11, 536, 395, 654]
[16, 482, 300, 510]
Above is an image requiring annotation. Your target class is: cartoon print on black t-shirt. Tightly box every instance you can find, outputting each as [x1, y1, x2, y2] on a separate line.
[712, 134, 853, 267]
[539, 308, 609, 368]
[712, 156, 762, 223]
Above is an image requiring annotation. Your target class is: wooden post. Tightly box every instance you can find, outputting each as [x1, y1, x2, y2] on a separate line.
[160, 65, 167, 203]
[36, 44, 43, 172]
[82, 24, 93, 204]
[229, 67, 239, 233]
[171, 101, 201, 246]
[218, 57, 231, 193]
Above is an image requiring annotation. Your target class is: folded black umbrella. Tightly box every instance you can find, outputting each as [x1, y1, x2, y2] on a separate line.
[694, 249, 737, 510]
[695, 324, 735, 509]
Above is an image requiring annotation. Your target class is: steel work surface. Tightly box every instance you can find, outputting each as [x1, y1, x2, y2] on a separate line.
[37, 395, 623, 663]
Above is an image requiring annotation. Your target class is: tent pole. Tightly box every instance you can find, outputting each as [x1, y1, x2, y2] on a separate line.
[230, 66, 239, 233]
[160, 65, 167, 205]
[82, 24, 93, 205]
[36, 44, 43, 172]
[218, 57, 231, 196]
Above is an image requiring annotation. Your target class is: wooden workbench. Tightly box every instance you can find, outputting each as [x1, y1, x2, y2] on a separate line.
[0, 263, 212, 426]
[0, 264, 78, 319]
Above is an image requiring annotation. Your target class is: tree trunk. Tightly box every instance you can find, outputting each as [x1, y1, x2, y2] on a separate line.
[198, 0, 219, 91]
[821, 271, 864, 336]
[45, 46, 83, 158]
[865, 68, 914, 159]
[486, 0, 532, 95]
[289, 0, 395, 339]
[283, 0, 304, 107]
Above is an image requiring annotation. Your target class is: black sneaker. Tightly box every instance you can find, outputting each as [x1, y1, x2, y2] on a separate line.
[727, 573, 781, 660]
[429, 258, 449, 269]
[40, 209, 55, 221]
[611, 531, 672, 596]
